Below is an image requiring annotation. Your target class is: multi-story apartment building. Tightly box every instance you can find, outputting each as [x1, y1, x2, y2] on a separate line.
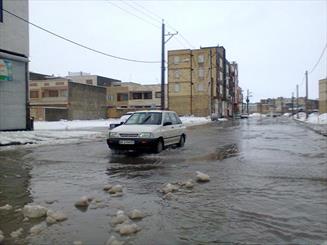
[168, 46, 240, 117]
[319, 78, 327, 113]
[0, 0, 31, 130]
[29, 73, 107, 121]
[67, 72, 121, 87]
[106, 82, 167, 118]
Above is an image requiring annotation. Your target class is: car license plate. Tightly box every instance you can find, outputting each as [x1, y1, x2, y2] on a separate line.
[119, 140, 135, 145]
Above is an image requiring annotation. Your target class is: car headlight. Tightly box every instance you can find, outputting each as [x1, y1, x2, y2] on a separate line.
[139, 132, 154, 138]
[109, 132, 119, 138]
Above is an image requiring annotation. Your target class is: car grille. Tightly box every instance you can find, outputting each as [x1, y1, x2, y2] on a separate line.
[119, 133, 139, 138]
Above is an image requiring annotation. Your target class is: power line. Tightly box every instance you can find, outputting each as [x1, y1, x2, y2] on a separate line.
[106, 0, 161, 29]
[309, 42, 327, 74]
[119, 0, 162, 25]
[3, 8, 160, 64]
[121, 0, 195, 49]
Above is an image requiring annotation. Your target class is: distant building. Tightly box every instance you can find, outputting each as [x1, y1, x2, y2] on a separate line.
[0, 0, 30, 130]
[319, 78, 327, 114]
[168, 46, 241, 117]
[258, 96, 318, 114]
[67, 72, 121, 87]
[29, 73, 107, 121]
[106, 82, 167, 118]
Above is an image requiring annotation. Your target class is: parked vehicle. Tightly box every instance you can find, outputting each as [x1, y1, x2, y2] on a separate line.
[109, 112, 134, 129]
[107, 110, 186, 153]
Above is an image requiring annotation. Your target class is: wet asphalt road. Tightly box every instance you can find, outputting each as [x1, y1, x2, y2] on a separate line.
[0, 117, 326, 245]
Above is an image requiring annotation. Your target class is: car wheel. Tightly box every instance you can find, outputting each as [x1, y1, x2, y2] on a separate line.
[178, 135, 185, 147]
[155, 139, 164, 153]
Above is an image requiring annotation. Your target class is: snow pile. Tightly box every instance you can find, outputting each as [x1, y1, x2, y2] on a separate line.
[295, 113, 327, 124]
[180, 116, 211, 126]
[0, 116, 210, 148]
[35, 119, 119, 130]
[0, 130, 102, 147]
[249, 113, 265, 118]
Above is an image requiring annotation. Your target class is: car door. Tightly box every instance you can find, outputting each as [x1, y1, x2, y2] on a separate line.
[169, 112, 184, 144]
[162, 112, 174, 146]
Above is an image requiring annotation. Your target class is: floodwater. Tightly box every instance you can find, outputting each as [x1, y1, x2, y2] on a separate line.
[0, 117, 326, 244]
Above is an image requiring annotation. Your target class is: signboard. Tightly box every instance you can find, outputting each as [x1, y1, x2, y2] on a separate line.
[0, 59, 13, 81]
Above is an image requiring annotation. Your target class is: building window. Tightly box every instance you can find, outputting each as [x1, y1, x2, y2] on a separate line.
[42, 90, 59, 97]
[174, 83, 181, 93]
[131, 92, 142, 100]
[198, 68, 204, 79]
[49, 90, 59, 97]
[197, 83, 204, 92]
[198, 54, 205, 63]
[143, 92, 152, 99]
[56, 81, 65, 86]
[219, 58, 223, 67]
[174, 70, 181, 79]
[219, 72, 223, 81]
[155, 92, 161, 98]
[59, 89, 68, 97]
[173, 56, 180, 64]
[86, 79, 93, 85]
[30, 83, 38, 87]
[30, 90, 39, 98]
[107, 95, 114, 101]
[44, 83, 50, 86]
[117, 93, 128, 101]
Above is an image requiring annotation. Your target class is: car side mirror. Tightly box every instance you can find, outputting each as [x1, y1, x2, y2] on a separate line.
[163, 122, 172, 126]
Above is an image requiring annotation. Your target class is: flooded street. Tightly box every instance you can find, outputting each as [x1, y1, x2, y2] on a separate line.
[0, 117, 327, 244]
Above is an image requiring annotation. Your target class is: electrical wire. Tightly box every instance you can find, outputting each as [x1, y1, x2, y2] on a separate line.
[308, 42, 327, 74]
[120, 0, 195, 49]
[118, 0, 162, 25]
[106, 1, 161, 29]
[2, 8, 160, 64]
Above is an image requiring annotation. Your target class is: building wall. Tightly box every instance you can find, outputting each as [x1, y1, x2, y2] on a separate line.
[0, 0, 29, 56]
[319, 78, 327, 114]
[106, 83, 167, 118]
[168, 47, 235, 117]
[67, 74, 121, 87]
[68, 82, 107, 120]
[0, 0, 29, 130]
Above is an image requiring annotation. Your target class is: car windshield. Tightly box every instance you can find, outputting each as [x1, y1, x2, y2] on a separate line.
[125, 112, 162, 125]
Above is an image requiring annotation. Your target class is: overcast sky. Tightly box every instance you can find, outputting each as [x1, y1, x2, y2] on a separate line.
[28, 0, 327, 102]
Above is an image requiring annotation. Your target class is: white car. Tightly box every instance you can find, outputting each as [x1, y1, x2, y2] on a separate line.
[107, 110, 186, 153]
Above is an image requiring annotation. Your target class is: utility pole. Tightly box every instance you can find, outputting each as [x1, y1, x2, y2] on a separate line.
[246, 89, 250, 114]
[296, 84, 299, 119]
[160, 20, 177, 110]
[291, 92, 294, 117]
[305, 70, 308, 119]
[160, 20, 165, 110]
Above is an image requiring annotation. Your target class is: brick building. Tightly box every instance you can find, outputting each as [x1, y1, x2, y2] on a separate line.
[29, 73, 107, 121]
[167, 46, 241, 117]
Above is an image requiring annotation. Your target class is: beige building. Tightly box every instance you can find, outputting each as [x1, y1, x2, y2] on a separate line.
[107, 82, 167, 118]
[29, 73, 107, 121]
[319, 78, 327, 113]
[168, 46, 240, 117]
[67, 72, 121, 87]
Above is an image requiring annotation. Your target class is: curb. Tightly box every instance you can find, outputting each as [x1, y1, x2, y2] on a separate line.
[293, 119, 327, 137]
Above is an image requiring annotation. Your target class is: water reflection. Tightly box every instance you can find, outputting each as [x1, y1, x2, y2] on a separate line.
[107, 155, 164, 179]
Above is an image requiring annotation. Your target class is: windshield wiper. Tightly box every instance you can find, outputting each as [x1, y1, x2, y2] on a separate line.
[141, 115, 151, 124]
